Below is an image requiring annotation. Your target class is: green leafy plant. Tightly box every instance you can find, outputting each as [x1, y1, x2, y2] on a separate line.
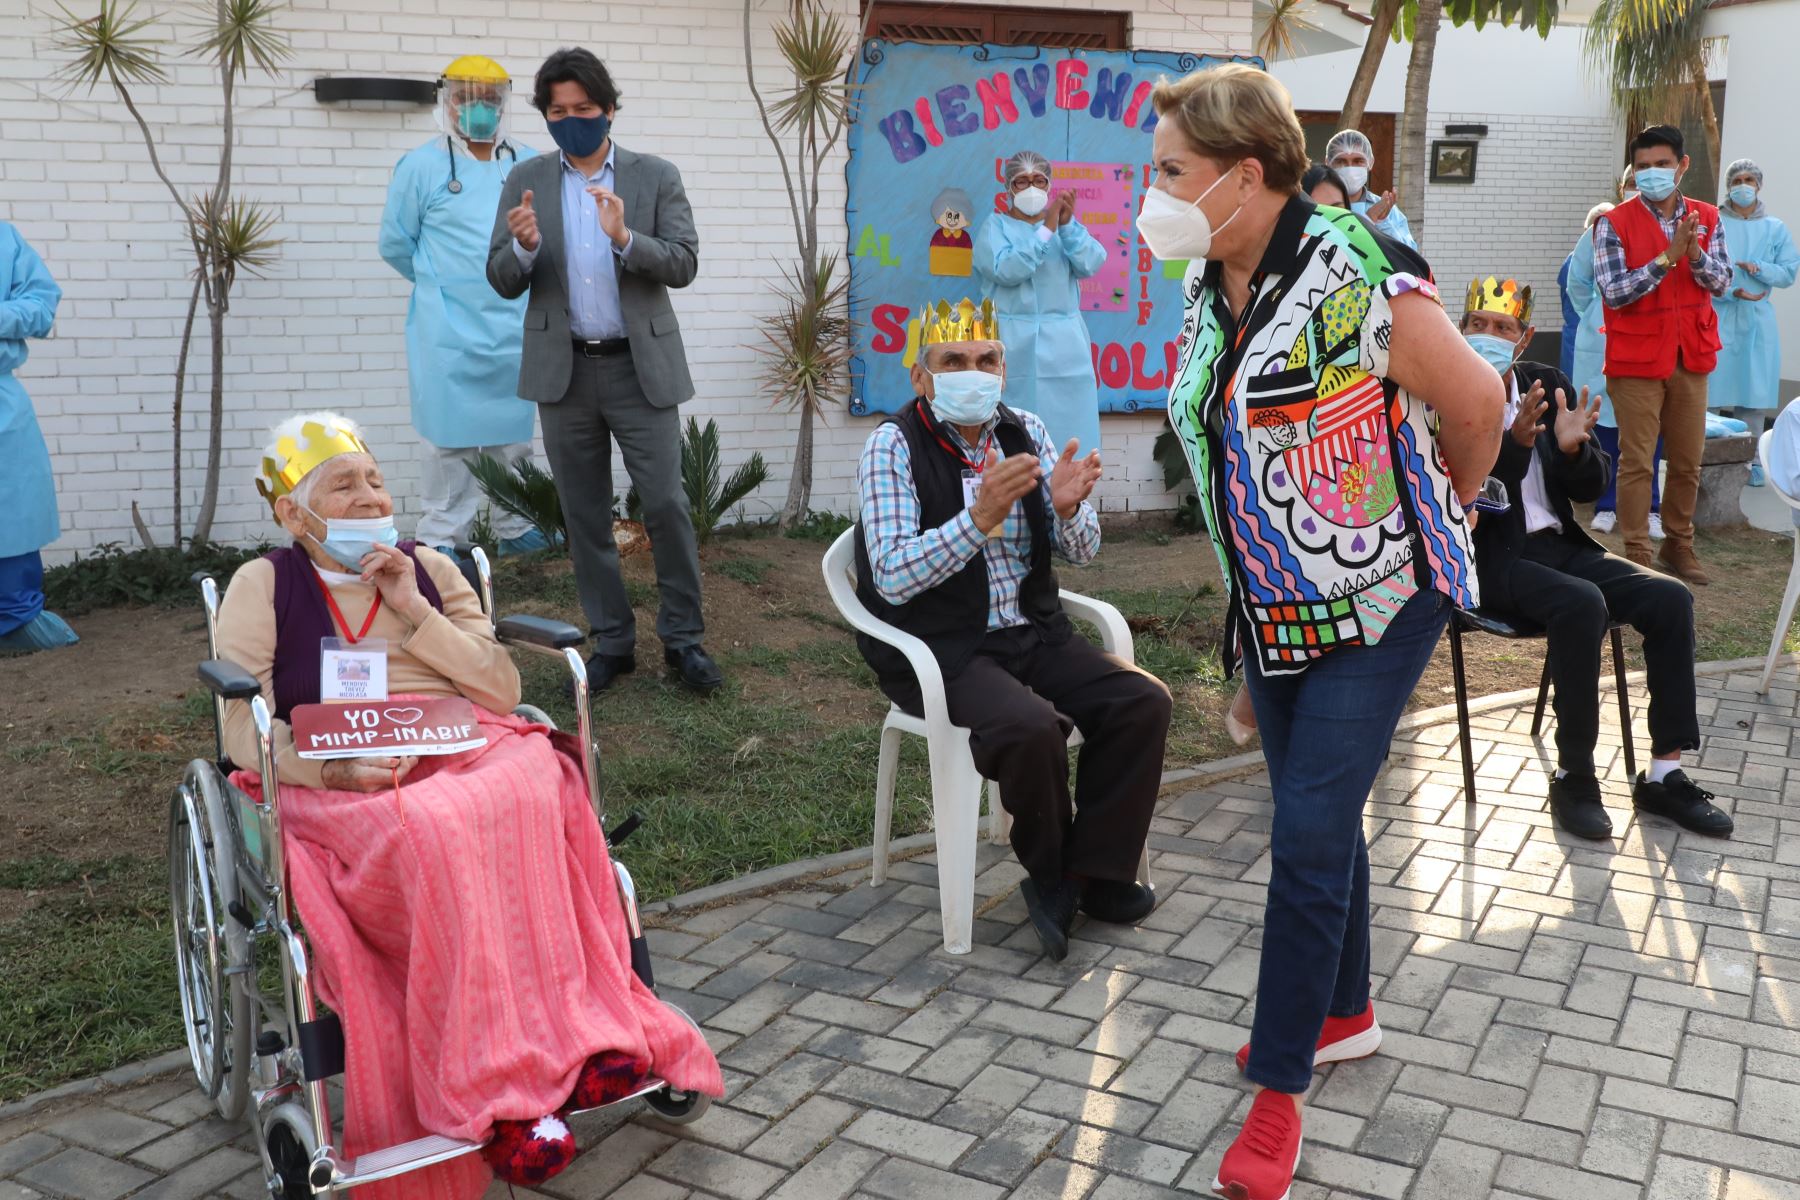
[466, 455, 567, 550]
[49, 0, 291, 547]
[782, 509, 854, 543]
[1584, 0, 1720, 180]
[624, 418, 771, 541]
[1152, 430, 1206, 534]
[42, 541, 272, 614]
[744, 0, 859, 528]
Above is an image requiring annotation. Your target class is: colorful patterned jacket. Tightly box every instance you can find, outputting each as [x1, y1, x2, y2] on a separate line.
[1166, 195, 1477, 677]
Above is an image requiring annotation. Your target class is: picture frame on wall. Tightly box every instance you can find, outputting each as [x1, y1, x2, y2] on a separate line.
[1430, 139, 1479, 183]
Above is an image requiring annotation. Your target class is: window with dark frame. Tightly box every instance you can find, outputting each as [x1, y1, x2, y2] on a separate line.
[862, 1, 1130, 50]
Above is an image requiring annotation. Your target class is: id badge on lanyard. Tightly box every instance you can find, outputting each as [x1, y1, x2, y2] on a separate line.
[320, 637, 389, 702]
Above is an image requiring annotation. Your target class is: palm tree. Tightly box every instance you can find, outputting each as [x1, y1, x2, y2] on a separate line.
[1255, 0, 1323, 63]
[1339, 0, 1401, 130]
[1394, 0, 1443, 230]
[1583, 0, 1719, 181]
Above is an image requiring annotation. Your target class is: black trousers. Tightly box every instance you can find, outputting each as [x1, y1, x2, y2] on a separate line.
[1483, 535, 1699, 773]
[881, 626, 1172, 889]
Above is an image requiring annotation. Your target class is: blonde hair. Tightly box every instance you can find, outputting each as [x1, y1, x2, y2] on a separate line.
[1151, 64, 1309, 193]
[1618, 164, 1635, 200]
[1585, 202, 1615, 230]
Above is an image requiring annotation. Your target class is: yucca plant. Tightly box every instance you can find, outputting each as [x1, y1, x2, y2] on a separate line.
[1254, 0, 1321, 63]
[49, 0, 290, 548]
[466, 455, 567, 550]
[745, 0, 858, 527]
[1584, 0, 1719, 181]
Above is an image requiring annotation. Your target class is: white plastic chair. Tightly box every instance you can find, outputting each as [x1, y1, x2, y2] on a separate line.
[821, 527, 1153, 954]
[1758, 430, 1800, 696]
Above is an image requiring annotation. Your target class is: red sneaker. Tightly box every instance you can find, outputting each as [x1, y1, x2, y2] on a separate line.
[1213, 1089, 1303, 1200]
[1234, 1004, 1380, 1075]
[481, 1112, 577, 1187]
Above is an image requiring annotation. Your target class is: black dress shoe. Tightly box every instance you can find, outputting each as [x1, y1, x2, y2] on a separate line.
[1633, 769, 1734, 837]
[1080, 878, 1157, 925]
[665, 645, 724, 693]
[1020, 876, 1082, 962]
[1548, 773, 1613, 840]
[582, 652, 636, 694]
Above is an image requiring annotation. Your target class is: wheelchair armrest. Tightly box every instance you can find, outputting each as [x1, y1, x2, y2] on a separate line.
[198, 659, 261, 701]
[495, 614, 585, 651]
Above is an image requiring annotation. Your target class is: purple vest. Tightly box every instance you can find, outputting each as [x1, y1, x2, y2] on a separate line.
[267, 542, 444, 720]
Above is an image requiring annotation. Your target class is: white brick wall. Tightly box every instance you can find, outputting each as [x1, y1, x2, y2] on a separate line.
[1421, 110, 1626, 334]
[0, 0, 1250, 560]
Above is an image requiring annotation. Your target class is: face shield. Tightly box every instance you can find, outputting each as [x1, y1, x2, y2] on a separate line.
[438, 75, 511, 146]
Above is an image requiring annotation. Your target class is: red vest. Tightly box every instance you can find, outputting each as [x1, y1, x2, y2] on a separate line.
[1599, 196, 1723, 379]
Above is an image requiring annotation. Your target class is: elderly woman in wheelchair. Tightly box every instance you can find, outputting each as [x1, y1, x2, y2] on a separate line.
[180, 411, 719, 1198]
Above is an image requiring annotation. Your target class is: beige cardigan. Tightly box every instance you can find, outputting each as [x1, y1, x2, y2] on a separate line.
[215, 547, 523, 787]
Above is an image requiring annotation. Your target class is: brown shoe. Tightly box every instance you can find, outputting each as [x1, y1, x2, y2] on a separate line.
[1625, 548, 1655, 569]
[1656, 542, 1710, 585]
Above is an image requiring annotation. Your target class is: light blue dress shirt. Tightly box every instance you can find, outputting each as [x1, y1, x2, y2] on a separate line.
[511, 145, 633, 340]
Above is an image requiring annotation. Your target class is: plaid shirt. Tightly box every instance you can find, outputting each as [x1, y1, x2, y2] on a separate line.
[858, 407, 1100, 629]
[1593, 194, 1732, 309]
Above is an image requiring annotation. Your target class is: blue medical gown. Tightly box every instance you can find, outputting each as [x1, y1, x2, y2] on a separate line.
[1564, 229, 1615, 426]
[1712, 213, 1800, 412]
[379, 139, 538, 449]
[973, 213, 1108, 454]
[0, 223, 63, 560]
[1350, 196, 1417, 250]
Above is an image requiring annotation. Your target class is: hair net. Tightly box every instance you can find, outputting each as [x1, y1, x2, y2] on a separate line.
[1585, 202, 1615, 230]
[1004, 150, 1052, 184]
[1726, 157, 1764, 187]
[1325, 129, 1373, 164]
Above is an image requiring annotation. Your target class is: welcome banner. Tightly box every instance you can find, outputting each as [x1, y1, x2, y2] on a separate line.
[845, 40, 1261, 417]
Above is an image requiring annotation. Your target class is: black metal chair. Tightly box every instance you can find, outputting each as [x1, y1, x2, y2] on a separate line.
[1447, 607, 1637, 805]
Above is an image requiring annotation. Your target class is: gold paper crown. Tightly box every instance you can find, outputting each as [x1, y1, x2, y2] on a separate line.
[1465, 276, 1534, 324]
[255, 418, 372, 510]
[921, 297, 1001, 345]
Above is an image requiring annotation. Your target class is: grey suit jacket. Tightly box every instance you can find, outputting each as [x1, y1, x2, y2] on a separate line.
[486, 144, 699, 408]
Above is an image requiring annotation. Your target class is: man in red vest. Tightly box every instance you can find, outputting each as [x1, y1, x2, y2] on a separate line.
[1593, 125, 1731, 584]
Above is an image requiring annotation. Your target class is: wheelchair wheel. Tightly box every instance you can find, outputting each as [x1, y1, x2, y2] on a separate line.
[642, 1085, 712, 1126]
[169, 763, 252, 1122]
[263, 1104, 320, 1200]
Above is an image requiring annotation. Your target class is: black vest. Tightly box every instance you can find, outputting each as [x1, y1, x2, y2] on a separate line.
[853, 401, 1072, 686]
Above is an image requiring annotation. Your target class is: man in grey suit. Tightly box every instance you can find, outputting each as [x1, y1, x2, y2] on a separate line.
[487, 47, 722, 693]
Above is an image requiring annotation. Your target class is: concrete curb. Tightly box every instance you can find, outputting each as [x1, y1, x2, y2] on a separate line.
[7, 651, 1791, 1119]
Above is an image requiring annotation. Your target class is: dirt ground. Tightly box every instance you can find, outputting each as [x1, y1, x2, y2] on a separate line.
[2, 517, 1794, 879]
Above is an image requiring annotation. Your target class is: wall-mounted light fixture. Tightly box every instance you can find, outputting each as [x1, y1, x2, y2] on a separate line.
[313, 77, 437, 105]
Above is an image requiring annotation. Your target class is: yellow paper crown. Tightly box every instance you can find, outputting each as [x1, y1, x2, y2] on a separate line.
[921, 297, 1001, 345]
[1465, 276, 1533, 324]
[256, 418, 371, 510]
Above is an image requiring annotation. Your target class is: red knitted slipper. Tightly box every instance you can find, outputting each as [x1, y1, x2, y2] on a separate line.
[481, 1112, 576, 1187]
[568, 1049, 653, 1111]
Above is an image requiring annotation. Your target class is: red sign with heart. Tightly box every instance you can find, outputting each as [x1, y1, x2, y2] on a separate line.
[290, 697, 488, 760]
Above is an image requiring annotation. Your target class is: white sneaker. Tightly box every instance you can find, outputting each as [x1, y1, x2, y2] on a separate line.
[1591, 510, 1617, 534]
[1649, 513, 1666, 541]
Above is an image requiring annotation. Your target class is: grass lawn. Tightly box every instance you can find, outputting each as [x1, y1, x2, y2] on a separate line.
[2, 517, 1796, 1100]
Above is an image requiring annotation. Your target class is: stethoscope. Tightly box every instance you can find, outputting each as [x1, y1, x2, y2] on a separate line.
[445, 136, 517, 194]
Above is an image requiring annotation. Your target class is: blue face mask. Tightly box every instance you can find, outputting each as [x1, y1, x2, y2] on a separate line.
[1635, 166, 1678, 202]
[1730, 184, 1758, 208]
[929, 369, 1004, 426]
[303, 506, 399, 570]
[548, 112, 610, 158]
[457, 100, 501, 141]
[1465, 333, 1520, 376]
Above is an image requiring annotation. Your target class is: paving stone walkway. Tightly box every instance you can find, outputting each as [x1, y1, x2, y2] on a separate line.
[6, 662, 1800, 1200]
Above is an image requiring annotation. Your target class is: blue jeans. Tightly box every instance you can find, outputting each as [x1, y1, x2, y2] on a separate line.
[1241, 588, 1450, 1094]
[1594, 425, 1660, 514]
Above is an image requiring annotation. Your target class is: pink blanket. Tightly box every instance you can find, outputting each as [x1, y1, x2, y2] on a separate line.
[235, 703, 722, 1200]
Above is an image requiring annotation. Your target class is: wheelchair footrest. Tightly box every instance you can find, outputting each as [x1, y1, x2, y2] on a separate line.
[337, 1134, 485, 1186]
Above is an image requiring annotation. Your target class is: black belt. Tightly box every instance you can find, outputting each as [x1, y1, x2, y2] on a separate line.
[573, 337, 630, 357]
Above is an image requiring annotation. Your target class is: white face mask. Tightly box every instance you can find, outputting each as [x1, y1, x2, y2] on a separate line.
[1014, 186, 1049, 217]
[1135, 164, 1243, 262]
[1336, 165, 1370, 196]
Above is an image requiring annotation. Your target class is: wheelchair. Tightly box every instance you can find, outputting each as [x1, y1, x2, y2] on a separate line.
[171, 547, 708, 1198]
